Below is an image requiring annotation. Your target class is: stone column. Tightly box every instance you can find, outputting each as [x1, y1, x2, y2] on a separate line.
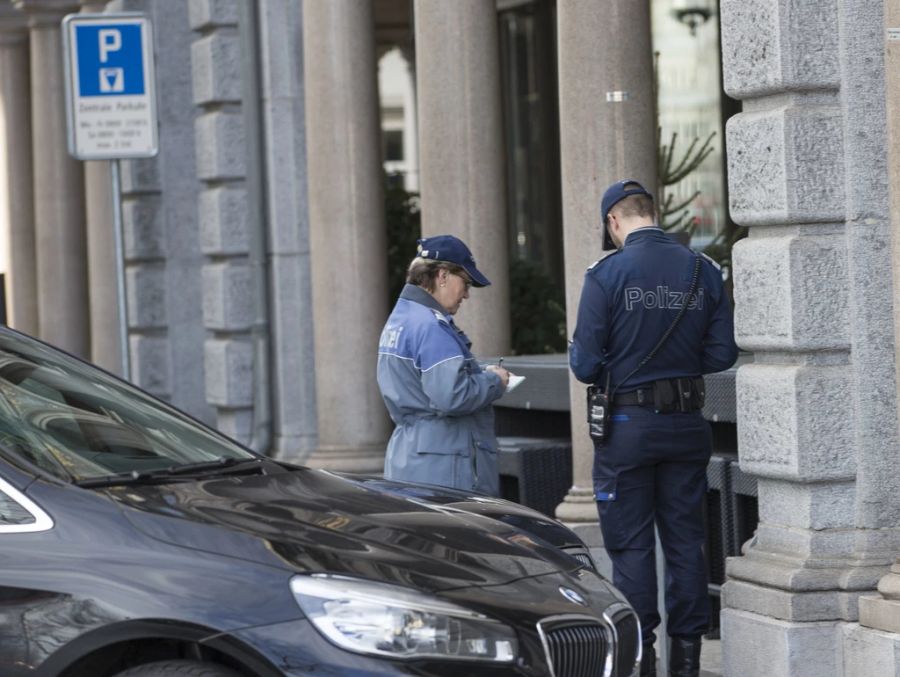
[555, 0, 656, 525]
[257, 0, 318, 460]
[860, 559, 900, 635]
[720, 1, 900, 675]
[859, 0, 900, 643]
[399, 46, 418, 193]
[83, 159, 121, 373]
[191, 1, 256, 442]
[80, 0, 120, 373]
[302, 0, 390, 472]
[0, 6, 37, 335]
[414, 0, 509, 357]
[126, 0, 209, 422]
[15, 0, 89, 357]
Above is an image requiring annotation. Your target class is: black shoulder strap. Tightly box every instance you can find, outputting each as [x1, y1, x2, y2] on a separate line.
[610, 255, 702, 398]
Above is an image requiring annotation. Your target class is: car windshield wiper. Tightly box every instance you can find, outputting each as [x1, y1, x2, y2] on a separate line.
[74, 456, 266, 488]
[158, 456, 264, 476]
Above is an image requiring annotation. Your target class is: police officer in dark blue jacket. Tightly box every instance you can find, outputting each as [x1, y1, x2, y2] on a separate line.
[569, 180, 739, 677]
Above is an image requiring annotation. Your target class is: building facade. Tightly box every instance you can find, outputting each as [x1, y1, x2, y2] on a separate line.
[721, 0, 900, 674]
[1, 0, 900, 674]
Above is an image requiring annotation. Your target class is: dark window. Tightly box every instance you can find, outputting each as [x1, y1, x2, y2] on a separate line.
[384, 130, 403, 162]
[0, 332, 255, 482]
[0, 490, 34, 526]
[498, 0, 563, 288]
[499, 1, 568, 354]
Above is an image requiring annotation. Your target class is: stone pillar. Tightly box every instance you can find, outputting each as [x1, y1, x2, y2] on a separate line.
[15, 0, 89, 357]
[80, 0, 120, 373]
[0, 6, 37, 335]
[257, 0, 317, 460]
[721, 1, 900, 675]
[94, 0, 211, 423]
[399, 46, 418, 193]
[860, 558, 900, 635]
[302, 0, 390, 472]
[190, 0, 256, 441]
[859, 0, 900, 644]
[127, 0, 208, 422]
[84, 159, 121, 373]
[555, 0, 656, 525]
[414, 0, 509, 357]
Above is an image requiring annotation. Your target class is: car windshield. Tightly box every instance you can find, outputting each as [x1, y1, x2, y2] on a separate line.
[0, 329, 255, 482]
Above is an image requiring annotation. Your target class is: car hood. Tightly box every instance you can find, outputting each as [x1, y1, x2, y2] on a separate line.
[108, 465, 584, 592]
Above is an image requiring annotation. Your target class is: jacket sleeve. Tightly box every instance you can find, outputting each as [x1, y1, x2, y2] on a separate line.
[421, 357, 503, 416]
[701, 275, 740, 373]
[417, 324, 504, 416]
[569, 273, 610, 384]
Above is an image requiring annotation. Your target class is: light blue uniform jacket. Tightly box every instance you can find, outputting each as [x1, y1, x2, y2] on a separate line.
[377, 284, 504, 495]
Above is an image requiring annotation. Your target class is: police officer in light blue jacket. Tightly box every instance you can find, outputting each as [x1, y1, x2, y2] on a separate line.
[569, 180, 739, 677]
[377, 235, 511, 495]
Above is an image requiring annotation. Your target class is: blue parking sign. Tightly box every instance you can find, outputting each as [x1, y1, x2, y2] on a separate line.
[63, 13, 158, 159]
[75, 24, 146, 97]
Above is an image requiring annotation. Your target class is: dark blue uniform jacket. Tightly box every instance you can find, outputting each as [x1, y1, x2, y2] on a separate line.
[569, 228, 738, 389]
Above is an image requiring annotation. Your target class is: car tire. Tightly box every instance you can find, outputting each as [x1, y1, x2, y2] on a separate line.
[112, 659, 245, 677]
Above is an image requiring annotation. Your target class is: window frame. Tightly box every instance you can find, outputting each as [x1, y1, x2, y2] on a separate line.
[0, 476, 54, 534]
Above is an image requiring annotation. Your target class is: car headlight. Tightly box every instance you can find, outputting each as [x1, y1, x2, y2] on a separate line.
[290, 574, 518, 663]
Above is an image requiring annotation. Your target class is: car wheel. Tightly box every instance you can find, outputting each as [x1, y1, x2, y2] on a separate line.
[112, 659, 245, 677]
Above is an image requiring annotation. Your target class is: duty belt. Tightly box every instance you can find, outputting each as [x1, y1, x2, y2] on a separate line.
[612, 377, 705, 412]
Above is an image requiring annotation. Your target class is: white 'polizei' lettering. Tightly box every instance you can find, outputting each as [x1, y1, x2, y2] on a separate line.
[624, 286, 704, 311]
[379, 325, 404, 349]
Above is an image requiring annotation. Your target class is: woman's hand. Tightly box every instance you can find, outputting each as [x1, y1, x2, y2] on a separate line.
[485, 365, 510, 389]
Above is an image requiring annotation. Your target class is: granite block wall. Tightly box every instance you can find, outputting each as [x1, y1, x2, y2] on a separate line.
[721, 0, 900, 673]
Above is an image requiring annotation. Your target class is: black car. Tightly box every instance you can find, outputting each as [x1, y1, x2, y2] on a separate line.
[0, 327, 640, 677]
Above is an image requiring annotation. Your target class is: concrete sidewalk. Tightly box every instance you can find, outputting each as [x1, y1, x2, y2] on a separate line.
[701, 638, 722, 676]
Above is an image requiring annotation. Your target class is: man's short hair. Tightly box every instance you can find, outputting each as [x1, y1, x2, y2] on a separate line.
[609, 192, 656, 221]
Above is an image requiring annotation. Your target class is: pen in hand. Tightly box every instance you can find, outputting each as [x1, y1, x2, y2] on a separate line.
[488, 357, 510, 390]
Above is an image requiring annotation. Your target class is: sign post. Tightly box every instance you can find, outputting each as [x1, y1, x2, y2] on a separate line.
[62, 13, 159, 381]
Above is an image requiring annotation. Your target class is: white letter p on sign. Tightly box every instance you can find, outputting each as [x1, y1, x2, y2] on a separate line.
[98, 29, 121, 63]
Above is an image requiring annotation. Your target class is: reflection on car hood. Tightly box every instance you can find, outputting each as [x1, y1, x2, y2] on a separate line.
[109, 466, 583, 592]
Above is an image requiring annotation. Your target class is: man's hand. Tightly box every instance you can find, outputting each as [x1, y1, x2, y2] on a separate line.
[485, 365, 510, 389]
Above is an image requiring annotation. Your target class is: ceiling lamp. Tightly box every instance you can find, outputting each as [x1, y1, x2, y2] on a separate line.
[672, 0, 714, 36]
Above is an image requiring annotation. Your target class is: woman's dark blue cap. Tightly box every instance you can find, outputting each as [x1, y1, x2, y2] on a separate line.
[416, 235, 491, 287]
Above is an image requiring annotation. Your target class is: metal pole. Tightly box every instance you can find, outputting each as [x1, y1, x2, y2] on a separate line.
[110, 159, 130, 380]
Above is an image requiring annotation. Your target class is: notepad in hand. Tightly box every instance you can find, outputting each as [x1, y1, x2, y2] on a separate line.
[506, 374, 526, 393]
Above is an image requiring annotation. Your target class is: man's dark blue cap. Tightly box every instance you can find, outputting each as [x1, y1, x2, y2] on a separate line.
[600, 179, 653, 249]
[417, 235, 491, 287]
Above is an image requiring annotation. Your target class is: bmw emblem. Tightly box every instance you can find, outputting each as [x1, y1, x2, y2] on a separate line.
[559, 586, 587, 606]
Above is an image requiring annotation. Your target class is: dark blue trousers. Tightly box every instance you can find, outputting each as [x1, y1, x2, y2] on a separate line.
[593, 405, 711, 643]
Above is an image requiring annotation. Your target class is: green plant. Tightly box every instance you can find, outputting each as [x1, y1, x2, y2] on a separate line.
[652, 49, 747, 265]
[656, 127, 746, 296]
[384, 174, 421, 304]
[508, 259, 567, 355]
[657, 128, 716, 233]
